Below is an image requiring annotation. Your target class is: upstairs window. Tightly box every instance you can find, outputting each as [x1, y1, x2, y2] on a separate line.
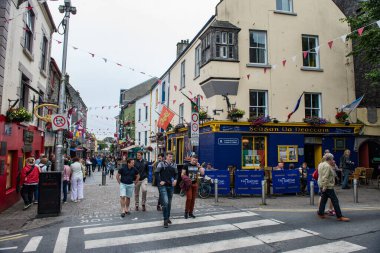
[249, 90, 268, 118]
[180, 61, 186, 89]
[249, 31, 268, 64]
[179, 103, 184, 124]
[194, 46, 201, 77]
[138, 108, 141, 122]
[40, 36, 48, 71]
[216, 32, 235, 59]
[302, 35, 320, 68]
[276, 0, 293, 12]
[20, 74, 30, 111]
[305, 93, 321, 118]
[161, 82, 166, 103]
[24, 5, 35, 53]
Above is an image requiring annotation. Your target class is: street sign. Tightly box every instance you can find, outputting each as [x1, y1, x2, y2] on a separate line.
[52, 114, 69, 131]
[191, 112, 199, 146]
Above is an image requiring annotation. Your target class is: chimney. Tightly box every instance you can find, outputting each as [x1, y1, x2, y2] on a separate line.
[176, 39, 190, 58]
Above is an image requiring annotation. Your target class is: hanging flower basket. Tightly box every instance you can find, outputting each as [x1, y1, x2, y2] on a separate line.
[199, 110, 208, 120]
[303, 117, 329, 126]
[335, 112, 349, 123]
[146, 146, 153, 152]
[249, 116, 271, 126]
[228, 109, 245, 122]
[6, 107, 32, 123]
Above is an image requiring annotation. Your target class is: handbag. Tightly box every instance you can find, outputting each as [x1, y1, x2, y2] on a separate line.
[312, 169, 318, 180]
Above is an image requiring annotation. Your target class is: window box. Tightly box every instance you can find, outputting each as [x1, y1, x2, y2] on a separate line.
[246, 63, 272, 69]
[228, 108, 245, 122]
[303, 117, 329, 126]
[6, 107, 32, 123]
[301, 67, 324, 72]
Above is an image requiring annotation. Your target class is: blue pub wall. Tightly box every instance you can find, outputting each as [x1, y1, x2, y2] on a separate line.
[267, 134, 305, 168]
[322, 136, 357, 167]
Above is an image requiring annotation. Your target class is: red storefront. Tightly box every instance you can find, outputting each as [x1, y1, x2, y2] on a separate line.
[0, 116, 44, 212]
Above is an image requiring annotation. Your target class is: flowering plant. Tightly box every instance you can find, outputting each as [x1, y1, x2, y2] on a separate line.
[335, 112, 349, 123]
[6, 107, 32, 122]
[303, 117, 329, 126]
[199, 110, 208, 120]
[228, 108, 245, 119]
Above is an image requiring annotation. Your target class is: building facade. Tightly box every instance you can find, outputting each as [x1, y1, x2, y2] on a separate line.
[0, 0, 56, 212]
[163, 0, 359, 170]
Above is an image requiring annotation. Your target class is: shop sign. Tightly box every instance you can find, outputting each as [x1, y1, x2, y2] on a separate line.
[235, 170, 264, 195]
[204, 170, 230, 195]
[272, 170, 300, 194]
[218, 138, 239, 146]
[191, 112, 199, 146]
[52, 114, 69, 131]
[23, 130, 34, 144]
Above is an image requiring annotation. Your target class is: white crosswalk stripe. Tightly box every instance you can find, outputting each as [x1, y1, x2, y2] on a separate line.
[283, 241, 367, 253]
[23, 236, 43, 252]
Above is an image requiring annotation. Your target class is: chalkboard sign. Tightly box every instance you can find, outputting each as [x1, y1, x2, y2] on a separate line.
[272, 170, 300, 194]
[307, 169, 319, 194]
[235, 170, 264, 195]
[205, 170, 230, 195]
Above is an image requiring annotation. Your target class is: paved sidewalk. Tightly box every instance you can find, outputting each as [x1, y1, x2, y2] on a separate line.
[1, 170, 379, 235]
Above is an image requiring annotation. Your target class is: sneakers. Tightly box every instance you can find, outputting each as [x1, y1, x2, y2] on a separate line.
[189, 213, 196, 218]
[168, 219, 172, 224]
[164, 220, 169, 228]
[327, 210, 336, 216]
[337, 217, 350, 222]
[121, 213, 125, 218]
[184, 212, 188, 219]
[33, 201, 38, 204]
[23, 203, 32, 210]
[317, 212, 326, 219]
[142, 205, 146, 212]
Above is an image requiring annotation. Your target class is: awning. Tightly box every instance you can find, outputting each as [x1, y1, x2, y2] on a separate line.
[121, 145, 139, 152]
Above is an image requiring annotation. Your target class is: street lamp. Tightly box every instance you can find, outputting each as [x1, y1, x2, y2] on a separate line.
[55, 0, 77, 172]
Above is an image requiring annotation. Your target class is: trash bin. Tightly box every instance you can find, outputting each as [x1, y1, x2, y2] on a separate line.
[38, 172, 62, 217]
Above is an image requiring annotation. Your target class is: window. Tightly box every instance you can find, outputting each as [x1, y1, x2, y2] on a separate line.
[161, 82, 166, 103]
[302, 35, 320, 68]
[155, 89, 158, 107]
[278, 145, 298, 162]
[195, 45, 201, 77]
[40, 36, 48, 71]
[179, 104, 184, 124]
[304, 93, 321, 118]
[196, 95, 201, 108]
[250, 31, 268, 64]
[145, 106, 148, 121]
[144, 131, 148, 146]
[24, 5, 35, 53]
[20, 75, 30, 110]
[276, 0, 293, 12]
[180, 61, 186, 89]
[6, 152, 14, 190]
[249, 90, 268, 118]
[138, 108, 141, 122]
[138, 132, 141, 144]
[242, 136, 266, 168]
[216, 31, 235, 59]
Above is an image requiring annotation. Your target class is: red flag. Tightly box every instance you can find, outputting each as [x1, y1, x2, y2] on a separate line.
[117, 63, 122, 67]
[158, 80, 162, 84]
[303, 51, 308, 59]
[56, 40, 62, 44]
[188, 91, 193, 95]
[174, 85, 178, 92]
[200, 95, 204, 101]
[23, 27, 30, 32]
[157, 105, 175, 131]
[328, 41, 334, 49]
[247, 74, 250, 80]
[358, 27, 364, 36]
[143, 103, 146, 107]
[173, 100, 177, 105]
[264, 68, 267, 74]
[282, 60, 287, 67]
[26, 6, 33, 10]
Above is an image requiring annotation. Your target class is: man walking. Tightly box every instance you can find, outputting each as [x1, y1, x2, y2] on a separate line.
[317, 153, 350, 221]
[134, 151, 149, 211]
[152, 153, 164, 211]
[155, 152, 178, 228]
[117, 158, 140, 217]
[340, 149, 354, 189]
[181, 154, 204, 219]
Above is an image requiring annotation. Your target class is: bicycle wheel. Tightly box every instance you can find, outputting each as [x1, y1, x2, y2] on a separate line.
[198, 185, 210, 199]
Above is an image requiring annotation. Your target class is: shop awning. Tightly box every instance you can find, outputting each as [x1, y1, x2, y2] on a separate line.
[121, 145, 139, 152]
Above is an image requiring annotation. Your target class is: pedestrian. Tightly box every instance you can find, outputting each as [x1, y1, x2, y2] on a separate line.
[80, 159, 87, 183]
[288, 163, 295, 170]
[108, 157, 116, 179]
[33, 157, 48, 204]
[134, 151, 149, 211]
[91, 156, 97, 172]
[317, 153, 350, 221]
[274, 162, 285, 170]
[181, 154, 205, 219]
[116, 158, 140, 217]
[86, 157, 92, 177]
[50, 154, 56, 171]
[155, 152, 178, 228]
[152, 153, 164, 211]
[20, 157, 40, 210]
[70, 157, 84, 202]
[101, 156, 107, 172]
[317, 156, 335, 216]
[299, 162, 309, 194]
[340, 149, 354, 189]
[62, 159, 71, 203]
[206, 163, 215, 170]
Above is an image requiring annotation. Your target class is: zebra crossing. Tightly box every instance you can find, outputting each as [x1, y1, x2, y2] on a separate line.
[0, 210, 368, 252]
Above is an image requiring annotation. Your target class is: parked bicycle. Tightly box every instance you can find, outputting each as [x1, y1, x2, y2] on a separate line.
[198, 176, 213, 199]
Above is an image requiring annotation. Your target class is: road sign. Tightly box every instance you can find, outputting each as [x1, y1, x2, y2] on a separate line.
[191, 112, 199, 146]
[52, 114, 69, 131]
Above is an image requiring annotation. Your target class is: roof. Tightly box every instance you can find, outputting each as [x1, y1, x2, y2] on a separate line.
[209, 20, 240, 30]
[121, 77, 158, 106]
[42, 2, 57, 32]
[66, 83, 87, 110]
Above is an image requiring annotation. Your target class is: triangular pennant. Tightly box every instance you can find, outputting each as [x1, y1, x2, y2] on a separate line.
[340, 34, 347, 43]
[158, 79, 162, 84]
[117, 63, 122, 67]
[26, 6, 33, 11]
[282, 60, 287, 67]
[264, 68, 267, 74]
[188, 91, 193, 95]
[89, 53, 95, 58]
[114, 105, 118, 108]
[174, 85, 178, 92]
[102, 58, 107, 63]
[303, 51, 308, 59]
[328, 41, 334, 49]
[358, 27, 365, 36]
[72, 46, 78, 50]
[173, 100, 177, 105]
[247, 74, 250, 80]
[56, 40, 62, 44]
[143, 103, 146, 107]
[200, 95, 204, 101]
[23, 27, 30, 32]
[291, 56, 297, 62]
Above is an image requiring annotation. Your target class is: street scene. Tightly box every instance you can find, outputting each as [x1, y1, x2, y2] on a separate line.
[0, 0, 380, 252]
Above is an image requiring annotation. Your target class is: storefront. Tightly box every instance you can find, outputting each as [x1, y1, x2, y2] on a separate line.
[166, 121, 362, 170]
[0, 117, 44, 212]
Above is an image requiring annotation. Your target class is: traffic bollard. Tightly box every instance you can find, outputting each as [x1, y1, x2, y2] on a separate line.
[353, 179, 358, 203]
[261, 180, 266, 205]
[310, 181, 315, 205]
[102, 171, 107, 186]
[214, 178, 219, 203]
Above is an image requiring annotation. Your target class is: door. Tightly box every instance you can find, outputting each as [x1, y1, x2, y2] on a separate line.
[6, 152, 15, 190]
[314, 145, 322, 169]
[304, 145, 315, 169]
[176, 138, 184, 164]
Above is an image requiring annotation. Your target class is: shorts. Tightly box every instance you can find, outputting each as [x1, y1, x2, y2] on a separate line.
[120, 183, 134, 198]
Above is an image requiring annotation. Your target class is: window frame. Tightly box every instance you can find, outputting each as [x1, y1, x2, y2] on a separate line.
[179, 103, 184, 124]
[180, 60, 186, 89]
[242, 136, 267, 169]
[20, 75, 30, 111]
[145, 105, 148, 121]
[138, 132, 141, 145]
[302, 35, 320, 68]
[194, 45, 201, 78]
[138, 108, 141, 122]
[40, 35, 48, 71]
[276, 0, 294, 12]
[24, 5, 35, 53]
[304, 93, 322, 118]
[278, 145, 298, 162]
[249, 30, 268, 65]
[161, 82, 166, 103]
[249, 90, 268, 118]
[144, 131, 148, 146]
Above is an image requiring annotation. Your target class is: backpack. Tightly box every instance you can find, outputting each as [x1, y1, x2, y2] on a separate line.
[312, 169, 318, 180]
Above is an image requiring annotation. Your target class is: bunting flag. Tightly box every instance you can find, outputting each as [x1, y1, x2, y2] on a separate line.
[157, 105, 175, 131]
[303, 51, 308, 59]
[174, 85, 178, 92]
[158, 79, 162, 84]
[173, 100, 176, 105]
[358, 27, 365, 36]
[103, 58, 107, 63]
[287, 93, 304, 122]
[200, 95, 204, 101]
[188, 91, 193, 95]
[264, 68, 267, 74]
[328, 41, 334, 49]
[72, 46, 78, 50]
[247, 74, 250, 80]
[282, 60, 287, 67]
[89, 53, 95, 58]
[181, 92, 199, 113]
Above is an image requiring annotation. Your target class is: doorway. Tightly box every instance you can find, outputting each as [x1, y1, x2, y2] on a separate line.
[6, 152, 16, 190]
[304, 144, 322, 169]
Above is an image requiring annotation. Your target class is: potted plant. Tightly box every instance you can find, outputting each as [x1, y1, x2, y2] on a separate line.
[6, 107, 32, 123]
[228, 108, 245, 122]
[335, 111, 349, 123]
[303, 116, 329, 126]
[249, 116, 271, 126]
[199, 110, 208, 120]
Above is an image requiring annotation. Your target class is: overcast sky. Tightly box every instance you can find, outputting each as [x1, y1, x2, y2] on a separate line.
[47, 0, 220, 139]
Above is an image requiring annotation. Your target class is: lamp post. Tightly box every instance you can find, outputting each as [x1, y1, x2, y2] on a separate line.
[55, 0, 77, 172]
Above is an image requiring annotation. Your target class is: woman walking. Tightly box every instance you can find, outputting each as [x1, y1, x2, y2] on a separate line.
[108, 157, 116, 179]
[62, 159, 71, 203]
[70, 157, 84, 202]
[20, 157, 40, 210]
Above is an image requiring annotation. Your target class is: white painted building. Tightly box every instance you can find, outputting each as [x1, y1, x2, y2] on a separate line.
[135, 91, 152, 161]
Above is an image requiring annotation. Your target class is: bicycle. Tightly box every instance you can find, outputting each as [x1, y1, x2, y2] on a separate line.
[198, 176, 213, 199]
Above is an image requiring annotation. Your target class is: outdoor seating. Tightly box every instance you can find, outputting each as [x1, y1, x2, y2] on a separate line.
[364, 168, 374, 185]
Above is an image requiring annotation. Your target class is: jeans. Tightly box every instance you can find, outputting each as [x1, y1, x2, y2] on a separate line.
[342, 169, 350, 188]
[33, 185, 39, 203]
[21, 184, 37, 205]
[318, 189, 343, 218]
[63, 180, 69, 202]
[185, 184, 198, 213]
[159, 185, 174, 220]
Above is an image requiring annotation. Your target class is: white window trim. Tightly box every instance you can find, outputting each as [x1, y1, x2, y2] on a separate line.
[180, 61, 186, 89]
[249, 90, 268, 117]
[179, 104, 184, 124]
[249, 31, 268, 65]
[194, 45, 201, 78]
[276, 0, 294, 12]
[304, 93, 322, 118]
[302, 35, 320, 69]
